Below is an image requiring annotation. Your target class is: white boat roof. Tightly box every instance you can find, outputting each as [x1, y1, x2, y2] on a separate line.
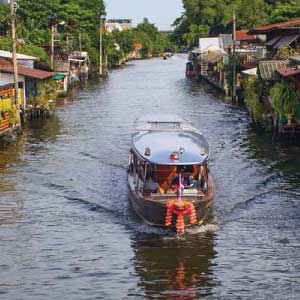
[131, 115, 210, 165]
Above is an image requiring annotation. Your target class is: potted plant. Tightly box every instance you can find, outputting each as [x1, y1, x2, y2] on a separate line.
[270, 81, 297, 126]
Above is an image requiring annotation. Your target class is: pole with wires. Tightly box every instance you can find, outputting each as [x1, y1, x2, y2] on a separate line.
[10, 0, 18, 106]
[232, 11, 237, 102]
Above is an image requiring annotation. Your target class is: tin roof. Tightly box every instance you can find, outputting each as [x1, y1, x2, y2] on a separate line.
[236, 30, 257, 41]
[276, 67, 300, 77]
[0, 60, 55, 79]
[259, 60, 288, 80]
[131, 115, 210, 165]
[250, 19, 300, 34]
[0, 50, 39, 61]
[272, 35, 300, 49]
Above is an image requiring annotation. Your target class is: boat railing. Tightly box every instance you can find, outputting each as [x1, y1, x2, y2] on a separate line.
[144, 188, 205, 198]
[132, 122, 199, 133]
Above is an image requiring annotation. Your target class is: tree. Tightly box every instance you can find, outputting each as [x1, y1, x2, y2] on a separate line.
[269, 0, 300, 23]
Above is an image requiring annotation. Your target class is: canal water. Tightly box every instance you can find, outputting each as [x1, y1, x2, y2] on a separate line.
[0, 55, 300, 299]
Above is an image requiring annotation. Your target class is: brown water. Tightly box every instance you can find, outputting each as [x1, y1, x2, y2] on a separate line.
[0, 55, 300, 299]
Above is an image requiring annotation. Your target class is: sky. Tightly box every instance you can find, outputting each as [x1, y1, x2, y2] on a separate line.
[105, 0, 183, 31]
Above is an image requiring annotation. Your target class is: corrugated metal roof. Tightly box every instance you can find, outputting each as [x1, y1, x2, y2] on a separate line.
[0, 60, 55, 79]
[236, 30, 256, 41]
[250, 18, 300, 33]
[259, 60, 288, 80]
[272, 35, 299, 49]
[0, 50, 39, 61]
[266, 36, 281, 46]
[276, 67, 300, 77]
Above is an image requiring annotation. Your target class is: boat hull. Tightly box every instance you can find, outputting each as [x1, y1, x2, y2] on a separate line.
[128, 175, 215, 231]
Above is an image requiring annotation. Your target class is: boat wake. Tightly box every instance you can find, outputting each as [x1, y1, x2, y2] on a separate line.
[185, 222, 219, 235]
[79, 151, 127, 169]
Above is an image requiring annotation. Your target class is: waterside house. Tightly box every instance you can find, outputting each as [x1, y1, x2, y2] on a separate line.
[187, 18, 300, 136]
[0, 82, 22, 135]
[0, 58, 55, 106]
[249, 18, 300, 56]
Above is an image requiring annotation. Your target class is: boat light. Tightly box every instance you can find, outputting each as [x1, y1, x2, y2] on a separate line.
[170, 151, 179, 160]
[200, 147, 206, 155]
[179, 147, 185, 154]
[145, 147, 151, 156]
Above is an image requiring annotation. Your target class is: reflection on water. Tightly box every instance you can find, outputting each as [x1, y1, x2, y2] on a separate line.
[132, 233, 217, 299]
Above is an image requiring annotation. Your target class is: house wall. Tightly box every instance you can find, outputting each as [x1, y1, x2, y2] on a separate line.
[0, 73, 26, 106]
[18, 59, 35, 69]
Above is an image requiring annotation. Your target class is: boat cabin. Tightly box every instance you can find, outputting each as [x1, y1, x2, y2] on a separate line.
[129, 116, 210, 198]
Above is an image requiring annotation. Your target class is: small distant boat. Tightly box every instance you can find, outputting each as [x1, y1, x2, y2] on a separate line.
[128, 115, 215, 234]
[186, 61, 196, 78]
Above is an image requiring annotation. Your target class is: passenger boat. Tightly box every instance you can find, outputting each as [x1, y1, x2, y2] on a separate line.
[128, 115, 215, 234]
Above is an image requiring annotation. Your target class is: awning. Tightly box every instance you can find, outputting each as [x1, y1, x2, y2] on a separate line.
[273, 35, 299, 49]
[53, 74, 65, 80]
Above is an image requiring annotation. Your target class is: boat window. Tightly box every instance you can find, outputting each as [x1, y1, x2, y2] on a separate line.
[177, 165, 194, 173]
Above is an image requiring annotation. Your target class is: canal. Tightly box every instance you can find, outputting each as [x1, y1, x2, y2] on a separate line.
[0, 55, 300, 299]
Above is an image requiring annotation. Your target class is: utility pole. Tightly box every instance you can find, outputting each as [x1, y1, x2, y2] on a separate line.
[99, 16, 103, 76]
[51, 24, 55, 70]
[10, 0, 18, 106]
[66, 34, 69, 52]
[232, 11, 237, 102]
[79, 33, 82, 56]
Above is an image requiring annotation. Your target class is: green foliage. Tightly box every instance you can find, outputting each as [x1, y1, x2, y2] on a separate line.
[0, 36, 11, 51]
[269, 0, 300, 23]
[270, 81, 298, 118]
[171, 0, 300, 47]
[9, 105, 20, 126]
[277, 46, 298, 59]
[0, 99, 20, 127]
[4, 0, 172, 69]
[132, 19, 173, 57]
[245, 77, 269, 122]
[106, 19, 173, 64]
[29, 80, 58, 109]
[0, 3, 9, 35]
[183, 24, 210, 47]
[224, 56, 243, 94]
[15, 0, 105, 66]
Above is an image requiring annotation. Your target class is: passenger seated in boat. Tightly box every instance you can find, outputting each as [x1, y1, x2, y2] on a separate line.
[184, 175, 195, 188]
[171, 175, 184, 190]
[144, 177, 161, 193]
